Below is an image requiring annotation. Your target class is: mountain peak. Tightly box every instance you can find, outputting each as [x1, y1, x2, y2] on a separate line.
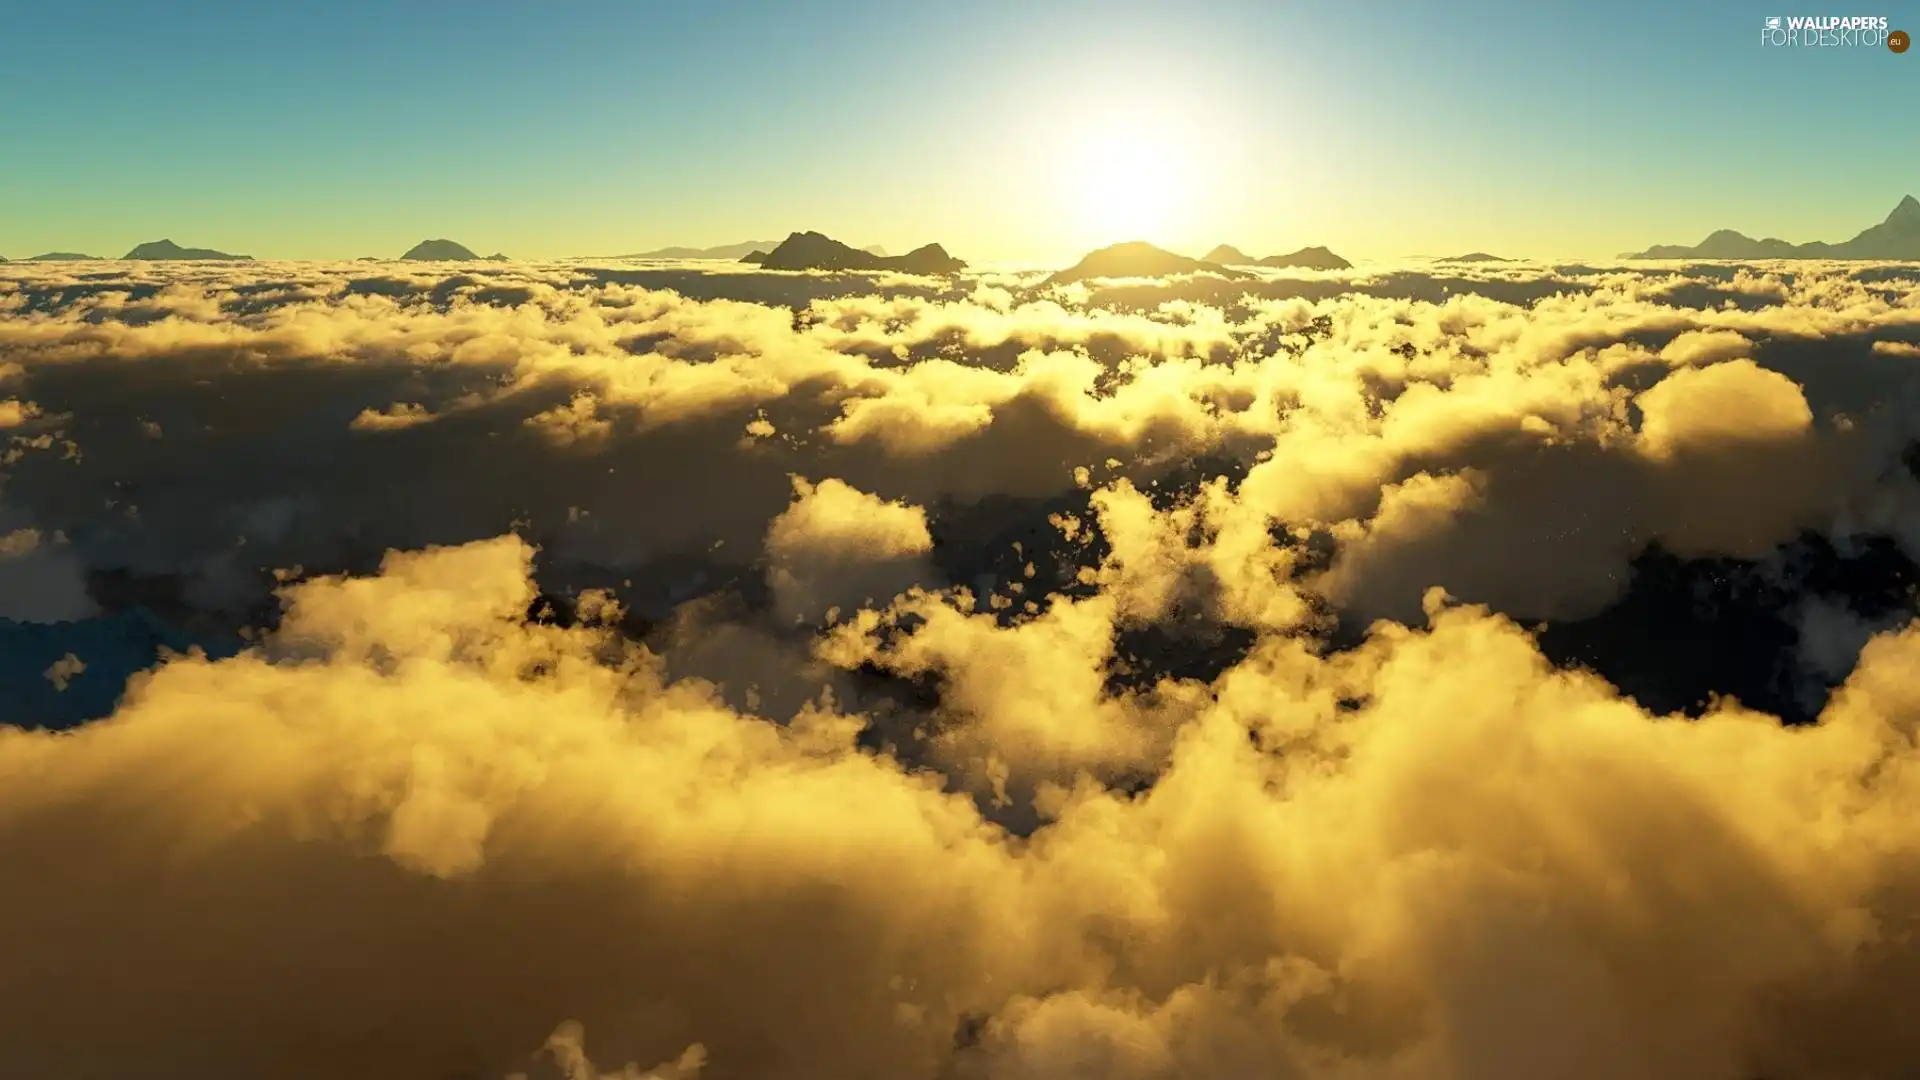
[1045, 241, 1252, 286]
[625, 240, 780, 260]
[1202, 243, 1351, 270]
[758, 231, 965, 274]
[401, 239, 481, 261]
[122, 239, 251, 261]
[1628, 198, 1920, 259]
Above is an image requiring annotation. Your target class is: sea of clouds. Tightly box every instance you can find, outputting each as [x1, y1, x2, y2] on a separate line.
[5, 254, 1920, 1078]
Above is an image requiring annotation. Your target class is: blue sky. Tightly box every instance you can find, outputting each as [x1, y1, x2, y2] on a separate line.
[0, 0, 1913, 261]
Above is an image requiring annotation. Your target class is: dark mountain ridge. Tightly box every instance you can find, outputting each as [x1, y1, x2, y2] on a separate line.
[755, 232, 965, 274]
[1047, 241, 1251, 285]
[401, 239, 482, 261]
[123, 239, 251, 261]
[1626, 195, 1920, 259]
[1204, 243, 1353, 270]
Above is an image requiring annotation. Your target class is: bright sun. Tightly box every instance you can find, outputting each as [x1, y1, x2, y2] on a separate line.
[1038, 107, 1218, 252]
[998, 70, 1248, 259]
[1063, 122, 1186, 241]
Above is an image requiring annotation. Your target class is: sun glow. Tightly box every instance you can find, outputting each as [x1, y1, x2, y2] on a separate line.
[979, 63, 1256, 262]
[1016, 87, 1240, 260]
[1056, 119, 1193, 245]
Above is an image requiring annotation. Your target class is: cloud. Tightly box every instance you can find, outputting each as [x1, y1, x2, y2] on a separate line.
[1659, 328, 1753, 366]
[8, 542, 1920, 1077]
[0, 509, 97, 623]
[765, 477, 935, 624]
[6, 256, 1920, 1077]
[489, 1023, 706, 1080]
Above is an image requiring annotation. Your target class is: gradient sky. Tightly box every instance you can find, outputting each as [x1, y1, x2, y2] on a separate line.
[1, 0, 1914, 263]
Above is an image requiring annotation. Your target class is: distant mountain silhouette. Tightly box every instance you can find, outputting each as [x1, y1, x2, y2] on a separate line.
[1202, 245, 1254, 265]
[484, 253, 509, 262]
[1626, 195, 1920, 259]
[881, 244, 965, 273]
[1438, 252, 1510, 263]
[863, 245, 888, 257]
[1048, 242, 1250, 285]
[28, 252, 102, 261]
[401, 239, 482, 261]
[123, 239, 251, 261]
[628, 240, 782, 260]
[740, 250, 770, 264]
[758, 232, 966, 274]
[1265, 246, 1352, 270]
[1203, 243, 1352, 270]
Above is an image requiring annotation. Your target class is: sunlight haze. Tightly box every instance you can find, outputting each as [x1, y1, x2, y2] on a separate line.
[2, 0, 1914, 262]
